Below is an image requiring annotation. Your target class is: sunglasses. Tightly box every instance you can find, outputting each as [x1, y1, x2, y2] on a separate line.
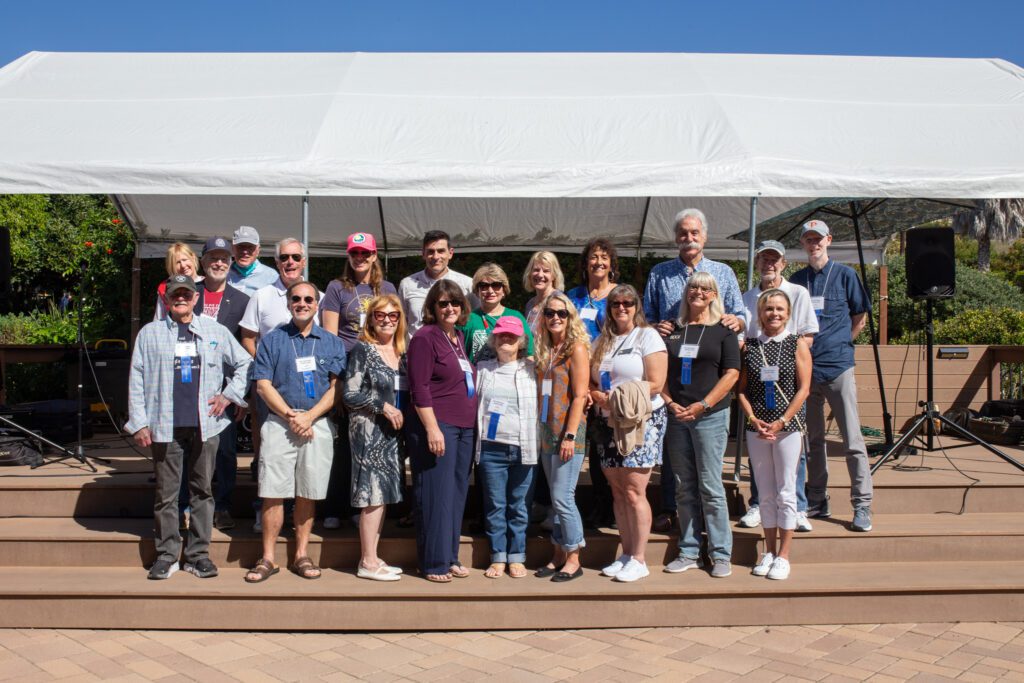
[437, 300, 462, 310]
[290, 295, 316, 304]
[543, 308, 569, 320]
[373, 311, 400, 323]
[688, 285, 715, 294]
[610, 300, 636, 309]
[278, 253, 303, 263]
[477, 281, 504, 292]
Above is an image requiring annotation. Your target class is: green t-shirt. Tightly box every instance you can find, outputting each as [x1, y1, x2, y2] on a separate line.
[461, 308, 534, 363]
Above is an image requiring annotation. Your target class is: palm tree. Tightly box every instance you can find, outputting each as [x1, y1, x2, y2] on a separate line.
[953, 199, 1024, 271]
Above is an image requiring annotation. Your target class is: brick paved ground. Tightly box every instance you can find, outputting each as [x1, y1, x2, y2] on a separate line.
[1, 623, 1023, 682]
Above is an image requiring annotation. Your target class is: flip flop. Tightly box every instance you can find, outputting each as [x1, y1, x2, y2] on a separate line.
[484, 563, 506, 579]
[509, 563, 527, 579]
[244, 558, 279, 584]
[449, 563, 470, 578]
[425, 573, 452, 583]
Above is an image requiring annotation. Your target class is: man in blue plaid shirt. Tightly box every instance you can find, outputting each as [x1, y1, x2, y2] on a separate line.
[126, 275, 252, 580]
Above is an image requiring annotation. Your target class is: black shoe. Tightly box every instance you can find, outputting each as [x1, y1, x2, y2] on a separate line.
[183, 557, 219, 579]
[551, 567, 583, 582]
[147, 559, 179, 580]
[807, 495, 831, 519]
[534, 564, 560, 578]
[213, 510, 235, 531]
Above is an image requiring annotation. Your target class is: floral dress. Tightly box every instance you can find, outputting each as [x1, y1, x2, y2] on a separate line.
[342, 341, 406, 507]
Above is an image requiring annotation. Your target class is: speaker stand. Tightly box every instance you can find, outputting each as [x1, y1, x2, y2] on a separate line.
[872, 299, 1024, 473]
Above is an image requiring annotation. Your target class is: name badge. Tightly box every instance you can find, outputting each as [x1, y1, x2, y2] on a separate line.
[541, 378, 553, 396]
[394, 375, 408, 391]
[175, 342, 197, 357]
[679, 344, 700, 359]
[760, 366, 780, 382]
[458, 359, 473, 373]
[580, 307, 598, 321]
[295, 356, 317, 373]
[487, 399, 509, 415]
[599, 357, 614, 373]
[359, 312, 367, 327]
[810, 296, 824, 312]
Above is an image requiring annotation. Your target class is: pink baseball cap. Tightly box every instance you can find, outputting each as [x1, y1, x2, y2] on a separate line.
[492, 316, 525, 337]
[346, 232, 377, 253]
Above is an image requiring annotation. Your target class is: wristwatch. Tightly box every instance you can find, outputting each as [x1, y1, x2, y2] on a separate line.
[699, 399, 712, 411]
[563, 432, 576, 442]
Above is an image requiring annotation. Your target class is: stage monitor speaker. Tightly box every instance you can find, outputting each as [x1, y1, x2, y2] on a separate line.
[906, 227, 955, 300]
[0, 226, 10, 295]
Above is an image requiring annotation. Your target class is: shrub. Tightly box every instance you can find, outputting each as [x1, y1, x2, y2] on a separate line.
[894, 308, 1024, 346]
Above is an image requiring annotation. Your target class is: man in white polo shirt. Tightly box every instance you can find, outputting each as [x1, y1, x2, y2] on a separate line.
[398, 230, 475, 339]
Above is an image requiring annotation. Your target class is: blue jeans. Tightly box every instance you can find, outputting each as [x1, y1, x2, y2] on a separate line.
[214, 407, 238, 511]
[539, 424, 586, 552]
[749, 446, 808, 513]
[478, 441, 536, 563]
[665, 408, 733, 562]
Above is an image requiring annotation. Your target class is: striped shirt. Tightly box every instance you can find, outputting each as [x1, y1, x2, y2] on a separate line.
[125, 315, 252, 443]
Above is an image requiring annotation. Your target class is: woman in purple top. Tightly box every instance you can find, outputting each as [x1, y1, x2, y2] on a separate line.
[320, 232, 398, 529]
[406, 280, 478, 583]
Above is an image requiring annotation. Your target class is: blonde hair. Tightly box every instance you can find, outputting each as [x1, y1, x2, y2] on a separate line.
[522, 251, 566, 293]
[472, 263, 511, 298]
[591, 284, 649, 370]
[533, 292, 590, 369]
[756, 288, 792, 329]
[165, 242, 198, 277]
[358, 294, 407, 355]
[676, 271, 724, 326]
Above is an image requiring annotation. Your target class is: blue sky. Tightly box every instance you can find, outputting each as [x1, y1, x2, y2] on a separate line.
[2, 0, 1023, 69]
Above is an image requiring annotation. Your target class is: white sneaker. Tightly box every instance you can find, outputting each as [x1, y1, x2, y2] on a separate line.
[323, 516, 342, 530]
[739, 505, 761, 528]
[252, 511, 262, 533]
[767, 556, 791, 580]
[752, 552, 775, 577]
[601, 554, 632, 577]
[613, 558, 650, 583]
[796, 511, 813, 532]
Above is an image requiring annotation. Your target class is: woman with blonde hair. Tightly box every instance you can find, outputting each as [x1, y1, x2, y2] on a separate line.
[154, 242, 202, 320]
[461, 263, 533, 363]
[522, 251, 566, 332]
[533, 292, 591, 582]
[588, 284, 668, 583]
[343, 294, 408, 581]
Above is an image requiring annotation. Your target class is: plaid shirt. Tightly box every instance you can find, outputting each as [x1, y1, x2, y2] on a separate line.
[474, 358, 539, 465]
[125, 315, 252, 443]
[643, 255, 745, 326]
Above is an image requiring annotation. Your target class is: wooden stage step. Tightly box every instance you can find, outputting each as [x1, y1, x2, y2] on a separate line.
[2, 562, 1022, 630]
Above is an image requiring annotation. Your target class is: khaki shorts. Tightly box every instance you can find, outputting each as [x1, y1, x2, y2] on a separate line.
[258, 413, 336, 500]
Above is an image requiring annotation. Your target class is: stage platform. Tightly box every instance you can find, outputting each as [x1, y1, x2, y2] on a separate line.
[1, 433, 1022, 631]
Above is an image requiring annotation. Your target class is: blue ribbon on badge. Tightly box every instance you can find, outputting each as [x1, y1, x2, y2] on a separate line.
[541, 394, 550, 422]
[181, 356, 192, 384]
[680, 358, 692, 386]
[465, 371, 475, 398]
[765, 380, 776, 410]
[487, 412, 501, 440]
[303, 371, 316, 399]
[600, 371, 611, 391]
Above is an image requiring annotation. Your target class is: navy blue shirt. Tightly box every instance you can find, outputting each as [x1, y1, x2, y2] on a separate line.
[172, 322, 201, 428]
[252, 322, 347, 411]
[790, 260, 871, 383]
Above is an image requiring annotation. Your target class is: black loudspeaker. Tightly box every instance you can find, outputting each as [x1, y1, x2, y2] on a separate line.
[906, 227, 955, 300]
[0, 226, 10, 295]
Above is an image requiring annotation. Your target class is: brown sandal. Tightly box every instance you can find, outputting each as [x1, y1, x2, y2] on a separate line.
[484, 563, 506, 579]
[244, 558, 279, 583]
[291, 556, 322, 580]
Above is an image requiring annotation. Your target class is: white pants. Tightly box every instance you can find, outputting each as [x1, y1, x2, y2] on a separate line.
[747, 430, 803, 530]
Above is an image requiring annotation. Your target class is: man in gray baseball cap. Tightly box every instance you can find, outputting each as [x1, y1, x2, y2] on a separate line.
[227, 226, 279, 297]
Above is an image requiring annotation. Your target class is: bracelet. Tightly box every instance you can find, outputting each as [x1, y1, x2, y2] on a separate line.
[746, 415, 757, 425]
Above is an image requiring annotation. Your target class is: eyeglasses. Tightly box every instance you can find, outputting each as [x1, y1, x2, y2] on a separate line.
[688, 285, 715, 294]
[477, 282, 504, 292]
[373, 311, 400, 323]
[278, 253, 303, 263]
[290, 295, 316, 304]
[437, 300, 462, 310]
[610, 300, 636, 309]
[543, 308, 569, 320]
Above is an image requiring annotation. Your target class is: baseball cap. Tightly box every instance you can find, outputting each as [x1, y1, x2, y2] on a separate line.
[801, 220, 831, 237]
[492, 316, 525, 337]
[755, 240, 786, 257]
[202, 236, 232, 256]
[232, 225, 261, 246]
[166, 274, 197, 294]
[346, 232, 378, 253]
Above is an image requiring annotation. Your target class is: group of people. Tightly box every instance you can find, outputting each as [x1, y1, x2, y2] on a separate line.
[127, 207, 874, 584]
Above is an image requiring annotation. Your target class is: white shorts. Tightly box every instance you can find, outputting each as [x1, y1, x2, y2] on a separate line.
[258, 413, 336, 500]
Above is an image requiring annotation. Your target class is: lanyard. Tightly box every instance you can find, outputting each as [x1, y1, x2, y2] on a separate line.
[600, 327, 639, 390]
[806, 260, 835, 298]
[757, 337, 784, 410]
[678, 323, 707, 386]
[177, 327, 197, 384]
[443, 330, 475, 398]
[486, 362, 521, 440]
[290, 336, 318, 399]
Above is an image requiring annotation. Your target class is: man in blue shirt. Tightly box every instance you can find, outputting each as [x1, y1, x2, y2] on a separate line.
[791, 220, 874, 532]
[227, 225, 279, 297]
[246, 281, 347, 582]
[642, 208, 746, 531]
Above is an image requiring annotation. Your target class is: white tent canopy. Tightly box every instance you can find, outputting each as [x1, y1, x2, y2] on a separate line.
[1, 51, 1023, 263]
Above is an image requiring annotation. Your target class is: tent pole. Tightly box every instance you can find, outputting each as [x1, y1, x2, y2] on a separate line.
[634, 197, 652, 290]
[851, 201, 894, 447]
[735, 196, 759, 482]
[377, 198, 390, 277]
[302, 193, 310, 281]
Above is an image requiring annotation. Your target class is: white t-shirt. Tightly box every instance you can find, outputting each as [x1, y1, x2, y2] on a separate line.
[486, 362, 522, 446]
[743, 278, 819, 341]
[596, 326, 667, 411]
[397, 268, 476, 340]
[239, 279, 324, 341]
